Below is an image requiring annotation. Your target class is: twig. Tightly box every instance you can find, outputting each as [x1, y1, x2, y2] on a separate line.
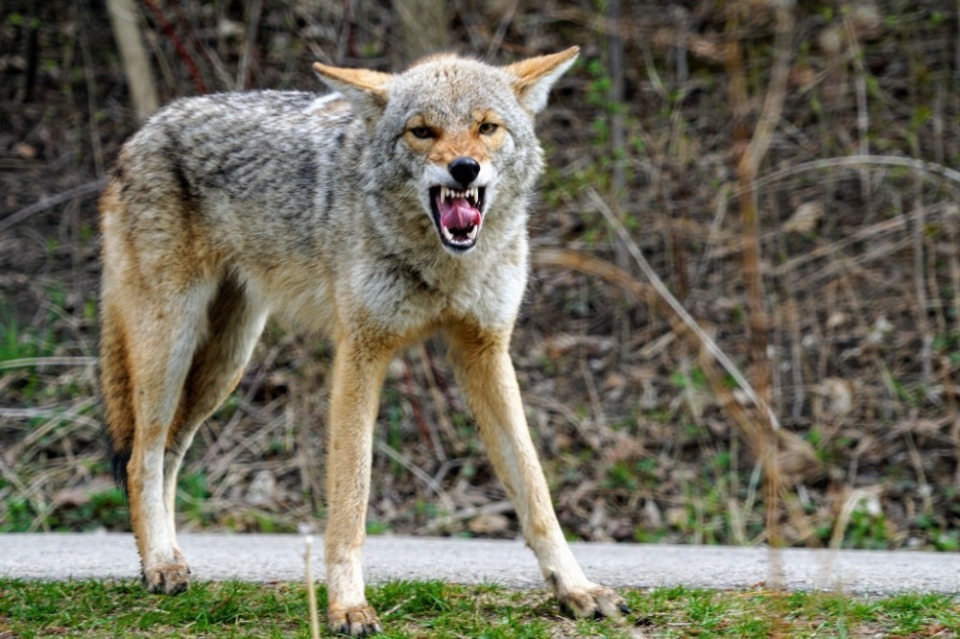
[532, 248, 654, 303]
[0, 454, 31, 506]
[946, 207, 960, 346]
[303, 534, 322, 639]
[829, 487, 879, 550]
[956, 0, 960, 89]
[727, 1, 794, 564]
[751, 154, 960, 193]
[338, 0, 356, 64]
[415, 343, 455, 456]
[944, 354, 960, 487]
[374, 439, 455, 513]
[21, 4, 39, 103]
[580, 359, 607, 431]
[843, 7, 872, 201]
[525, 393, 602, 450]
[171, 0, 232, 90]
[903, 427, 933, 514]
[723, 0, 794, 431]
[588, 187, 780, 431]
[426, 499, 514, 532]
[4, 399, 100, 469]
[401, 353, 443, 460]
[79, 22, 105, 178]
[607, 0, 626, 206]
[909, 193, 933, 392]
[784, 278, 805, 422]
[0, 356, 97, 371]
[485, 0, 518, 60]
[237, 0, 263, 90]
[738, 1, 794, 180]
[142, 0, 207, 94]
[1, 179, 107, 231]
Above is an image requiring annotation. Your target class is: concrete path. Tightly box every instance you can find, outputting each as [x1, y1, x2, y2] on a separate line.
[2, 533, 958, 595]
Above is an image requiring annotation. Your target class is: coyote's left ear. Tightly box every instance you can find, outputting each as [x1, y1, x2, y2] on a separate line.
[504, 46, 579, 114]
[313, 62, 392, 123]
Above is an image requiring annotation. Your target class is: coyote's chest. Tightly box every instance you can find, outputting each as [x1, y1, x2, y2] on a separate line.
[344, 245, 529, 336]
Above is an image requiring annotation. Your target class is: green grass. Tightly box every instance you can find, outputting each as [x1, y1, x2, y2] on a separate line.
[0, 580, 957, 638]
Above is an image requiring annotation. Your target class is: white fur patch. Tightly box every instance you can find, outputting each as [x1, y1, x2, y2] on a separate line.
[326, 552, 367, 607]
[142, 446, 175, 566]
[309, 93, 343, 111]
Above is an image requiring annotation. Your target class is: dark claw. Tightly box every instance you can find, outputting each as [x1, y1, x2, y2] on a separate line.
[334, 623, 380, 637]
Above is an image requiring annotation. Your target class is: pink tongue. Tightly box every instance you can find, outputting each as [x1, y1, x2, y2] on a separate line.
[438, 197, 481, 230]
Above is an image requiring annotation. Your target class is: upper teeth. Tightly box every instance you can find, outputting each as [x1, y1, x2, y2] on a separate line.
[440, 186, 479, 202]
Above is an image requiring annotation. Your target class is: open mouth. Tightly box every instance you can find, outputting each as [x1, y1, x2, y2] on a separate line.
[429, 186, 486, 252]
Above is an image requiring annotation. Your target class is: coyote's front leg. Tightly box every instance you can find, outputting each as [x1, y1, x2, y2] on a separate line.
[324, 336, 392, 636]
[448, 322, 629, 619]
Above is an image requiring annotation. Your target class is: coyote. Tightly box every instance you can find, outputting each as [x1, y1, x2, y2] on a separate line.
[100, 47, 627, 635]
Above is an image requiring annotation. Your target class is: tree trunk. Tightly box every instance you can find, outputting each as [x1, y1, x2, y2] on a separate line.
[106, 0, 159, 122]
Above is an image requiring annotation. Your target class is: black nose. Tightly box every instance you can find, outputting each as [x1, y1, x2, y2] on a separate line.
[448, 157, 480, 186]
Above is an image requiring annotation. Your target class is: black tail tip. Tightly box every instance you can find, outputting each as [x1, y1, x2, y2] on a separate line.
[111, 448, 131, 490]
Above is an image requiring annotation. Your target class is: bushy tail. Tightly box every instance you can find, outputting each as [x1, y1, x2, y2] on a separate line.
[100, 302, 135, 491]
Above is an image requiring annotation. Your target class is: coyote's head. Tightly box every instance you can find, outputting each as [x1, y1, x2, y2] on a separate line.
[314, 48, 578, 255]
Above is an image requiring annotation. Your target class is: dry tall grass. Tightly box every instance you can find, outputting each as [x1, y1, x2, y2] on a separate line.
[1, 1, 959, 558]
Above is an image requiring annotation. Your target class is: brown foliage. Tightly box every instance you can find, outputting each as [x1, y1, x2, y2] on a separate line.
[1, 1, 959, 551]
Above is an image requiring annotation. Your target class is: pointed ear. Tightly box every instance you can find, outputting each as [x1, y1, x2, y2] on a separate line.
[313, 62, 392, 122]
[504, 46, 579, 114]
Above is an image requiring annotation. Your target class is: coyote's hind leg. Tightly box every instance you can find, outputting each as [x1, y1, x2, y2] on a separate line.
[161, 275, 268, 561]
[109, 278, 217, 594]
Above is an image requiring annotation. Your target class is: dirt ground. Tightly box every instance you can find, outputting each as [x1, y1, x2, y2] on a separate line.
[2, 1, 959, 552]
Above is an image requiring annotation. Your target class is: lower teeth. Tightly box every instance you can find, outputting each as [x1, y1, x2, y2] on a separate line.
[443, 226, 476, 243]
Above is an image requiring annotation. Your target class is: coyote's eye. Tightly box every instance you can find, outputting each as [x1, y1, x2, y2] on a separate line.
[409, 126, 434, 139]
[478, 122, 499, 135]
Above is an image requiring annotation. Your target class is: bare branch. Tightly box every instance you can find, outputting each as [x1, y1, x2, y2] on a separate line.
[1, 179, 107, 232]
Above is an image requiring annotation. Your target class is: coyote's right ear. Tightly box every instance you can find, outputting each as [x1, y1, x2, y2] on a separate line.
[505, 46, 579, 114]
[313, 62, 392, 123]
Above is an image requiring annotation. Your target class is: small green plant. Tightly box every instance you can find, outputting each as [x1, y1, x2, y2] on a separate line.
[0, 497, 37, 532]
[844, 500, 890, 550]
[57, 488, 128, 531]
[0, 312, 54, 363]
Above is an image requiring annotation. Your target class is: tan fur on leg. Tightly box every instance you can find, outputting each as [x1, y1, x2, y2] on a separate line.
[323, 329, 399, 636]
[447, 320, 628, 618]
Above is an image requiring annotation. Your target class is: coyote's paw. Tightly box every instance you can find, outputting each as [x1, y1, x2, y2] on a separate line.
[142, 561, 190, 595]
[558, 584, 630, 619]
[328, 603, 383, 636]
